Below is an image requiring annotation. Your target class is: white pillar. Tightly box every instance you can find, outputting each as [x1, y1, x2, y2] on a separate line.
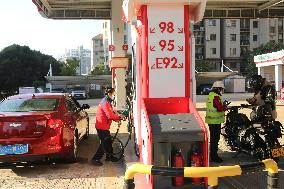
[275, 64, 282, 92]
[258, 67, 264, 77]
[111, 0, 125, 57]
[110, 0, 128, 110]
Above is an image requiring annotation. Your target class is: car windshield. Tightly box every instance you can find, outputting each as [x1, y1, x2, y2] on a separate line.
[0, 98, 59, 112]
[72, 87, 85, 91]
[51, 88, 65, 93]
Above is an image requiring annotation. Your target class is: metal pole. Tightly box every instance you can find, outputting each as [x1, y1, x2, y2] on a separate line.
[123, 179, 135, 189]
[267, 172, 279, 189]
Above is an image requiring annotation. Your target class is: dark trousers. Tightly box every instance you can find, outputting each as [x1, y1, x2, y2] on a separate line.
[208, 124, 221, 158]
[92, 129, 113, 160]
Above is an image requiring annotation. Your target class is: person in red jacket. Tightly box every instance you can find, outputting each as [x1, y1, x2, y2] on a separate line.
[91, 87, 123, 166]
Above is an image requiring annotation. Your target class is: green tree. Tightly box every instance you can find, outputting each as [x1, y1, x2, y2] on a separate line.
[0, 44, 62, 94]
[60, 58, 80, 76]
[243, 42, 284, 78]
[195, 60, 214, 72]
[32, 80, 46, 88]
[91, 63, 111, 75]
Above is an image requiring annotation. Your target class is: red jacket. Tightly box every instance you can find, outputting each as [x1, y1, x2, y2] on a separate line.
[213, 96, 226, 112]
[95, 96, 121, 130]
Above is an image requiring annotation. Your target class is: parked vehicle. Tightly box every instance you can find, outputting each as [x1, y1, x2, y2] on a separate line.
[51, 88, 67, 93]
[19, 87, 35, 94]
[196, 84, 212, 95]
[222, 103, 283, 160]
[0, 93, 90, 163]
[71, 86, 87, 99]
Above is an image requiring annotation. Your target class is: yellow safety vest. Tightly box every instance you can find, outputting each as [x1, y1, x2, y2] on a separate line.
[205, 91, 225, 124]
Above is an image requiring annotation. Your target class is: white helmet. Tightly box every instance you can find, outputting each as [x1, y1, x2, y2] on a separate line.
[212, 81, 225, 89]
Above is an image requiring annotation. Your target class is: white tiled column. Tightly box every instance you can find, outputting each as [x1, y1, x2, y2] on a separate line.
[110, 0, 127, 110]
[258, 67, 264, 77]
[275, 64, 283, 92]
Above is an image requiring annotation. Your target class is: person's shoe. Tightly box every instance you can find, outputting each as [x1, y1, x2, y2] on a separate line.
[105, 156, 120, 162]
[91, 159, 103, 166]
[210, 156, 223, 163]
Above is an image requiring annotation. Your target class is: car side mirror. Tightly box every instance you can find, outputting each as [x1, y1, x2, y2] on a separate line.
[81, 104, 90, 109]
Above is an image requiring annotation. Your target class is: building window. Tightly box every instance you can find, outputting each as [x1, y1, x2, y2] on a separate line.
[279, 34, 283, 43]
[209, 20, 216, 26]
[240, 19, 250, 29]
[253, 21, 258, 28]
[230, 20, 237, 27]
[230, 48, 236, 55]
[279, 20, 283, 33]
[95, 52, 98, 55]
[196, 47, 204, 55]
[210, 34, 216, 41]
[230, 34, 237, 41]
[211, 48, 216, 55]
[279, 19, 283, 27]
[270, 26, 276, 33]
[253, 35, 258, 41]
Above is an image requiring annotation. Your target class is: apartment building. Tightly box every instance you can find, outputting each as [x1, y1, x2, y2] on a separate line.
[65, 46, 91, 75]
[102, 20, 111, 67]
[92, 34, 104, 68]
[194, 18, 284, 74]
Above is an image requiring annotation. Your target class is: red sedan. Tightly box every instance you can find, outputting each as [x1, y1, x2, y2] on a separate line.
[0, 93, 90, 163]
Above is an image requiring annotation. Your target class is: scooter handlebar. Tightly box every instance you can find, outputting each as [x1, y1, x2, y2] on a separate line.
[226, 104, 254, 111]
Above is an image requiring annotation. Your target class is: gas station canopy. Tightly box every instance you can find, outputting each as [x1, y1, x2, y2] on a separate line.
[33, 0, 284, 19]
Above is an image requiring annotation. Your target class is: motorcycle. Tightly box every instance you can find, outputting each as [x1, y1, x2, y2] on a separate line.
[222, 103, 283, 160]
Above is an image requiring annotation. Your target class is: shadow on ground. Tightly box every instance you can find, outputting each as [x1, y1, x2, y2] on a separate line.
[0, 132, 132, 180]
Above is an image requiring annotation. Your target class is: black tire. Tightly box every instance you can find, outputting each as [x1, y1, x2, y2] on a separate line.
[102, 136, 124, 160]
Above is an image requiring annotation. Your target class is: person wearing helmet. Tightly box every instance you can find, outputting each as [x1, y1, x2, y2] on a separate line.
[246, 74, 277, 121]
[205, 81, 228, 163]
[91, 87, 123, 166]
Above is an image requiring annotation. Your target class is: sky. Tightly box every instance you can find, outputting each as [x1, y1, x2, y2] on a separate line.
[0, 0, 103, 59]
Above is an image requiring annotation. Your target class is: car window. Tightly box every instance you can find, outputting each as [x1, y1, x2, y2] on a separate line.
[66, 98, 79, 112]
[0, 98, 58, 112]
[71, 97, 81, 108]
[72, 87, 85, 91]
